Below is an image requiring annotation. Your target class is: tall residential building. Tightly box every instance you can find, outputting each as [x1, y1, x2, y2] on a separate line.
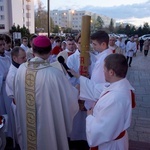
[50, 9, 115, 30]
[0, 0, 35, 34]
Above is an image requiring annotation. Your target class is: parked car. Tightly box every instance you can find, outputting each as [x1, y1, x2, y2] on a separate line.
[139, 34, 150, 40]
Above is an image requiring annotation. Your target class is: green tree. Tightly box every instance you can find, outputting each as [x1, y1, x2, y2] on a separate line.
[137, 26, 143, 36]
[91, 16, 104, 32]
[124, 24, 131, 35]
[9, 25, 30, 38]
[35, 1, 47, 32]
[142, 22, 150, 34]
[53, 25, 60, 33]
[109, 18, 114, 32]
[63, 27, 72, 33]
[35, 1, 54, 33]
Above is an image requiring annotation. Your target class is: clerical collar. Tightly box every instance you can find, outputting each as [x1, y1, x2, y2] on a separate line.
[0, 52, 5, 57]
[12, 59, 20, 68]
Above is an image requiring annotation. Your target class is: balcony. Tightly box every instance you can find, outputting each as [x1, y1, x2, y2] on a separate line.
[26, 21, 30, 26]
[26, 5, 31, 10]
[26, 13, 31, 18]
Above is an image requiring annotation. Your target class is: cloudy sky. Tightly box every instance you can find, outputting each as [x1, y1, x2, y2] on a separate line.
[40, 0, 150, 26]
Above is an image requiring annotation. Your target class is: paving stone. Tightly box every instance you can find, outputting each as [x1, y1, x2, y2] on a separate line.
[127, 51, 150, 149]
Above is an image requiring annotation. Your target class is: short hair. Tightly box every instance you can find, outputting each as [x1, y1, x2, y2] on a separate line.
[22, 36, 28, 41]
[11, 46, 24, 58]
[104, 54, 128, 78]
[2, 34, 12, 44]
[55, 39, 61, 43]
[49, 36, 54, 40]
[91, 30, 109, 46]
[0, 36, 4, 41]
[54, 36, 60, 40]
[29, 34, 38, 42]
[75, 32, 81, 43]
[66, 38, 74, 42]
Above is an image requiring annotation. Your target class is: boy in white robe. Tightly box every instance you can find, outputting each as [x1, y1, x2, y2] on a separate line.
[126, 36, 137, 67]
[0, 36, 12, 138]
[86, 54, 134, 150]
[6, 46, 26, 146]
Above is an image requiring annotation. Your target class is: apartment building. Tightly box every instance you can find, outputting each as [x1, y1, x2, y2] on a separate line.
[50, 9, 115, 30]
[0, 0, 34, 34]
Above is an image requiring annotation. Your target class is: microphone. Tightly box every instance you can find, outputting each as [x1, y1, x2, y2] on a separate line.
[57, 56, 73, 77]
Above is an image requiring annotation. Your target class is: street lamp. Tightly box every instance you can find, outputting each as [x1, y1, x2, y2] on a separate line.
[47, 0, 50, 37]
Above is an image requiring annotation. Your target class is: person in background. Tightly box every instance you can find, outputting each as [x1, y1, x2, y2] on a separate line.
[49, 36, 56, 49]
[3, 34, 12, 58]
[109, 36, 122, 54]
[143, 39, 150, 56]
[6, 46, 26, 147]
[26, 34, 37, 60]
[57, 38, 76, 63]
[61, 41, 67, 51]
[126, 36, 137, 67]
[50, 39, 62, 62]
[139, 38, 144, 52]
[14, 36, 79, 150]
[115, 37, 126, 54]
[6, 46, 26, 99]
[0, 36, 12, 139]
[20, 37, 29, 52]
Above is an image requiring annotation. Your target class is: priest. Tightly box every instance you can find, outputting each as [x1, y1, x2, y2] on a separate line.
[14, 36, 79, 150]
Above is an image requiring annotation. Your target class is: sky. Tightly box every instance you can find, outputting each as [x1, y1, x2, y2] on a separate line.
[39, 0, 150, 27]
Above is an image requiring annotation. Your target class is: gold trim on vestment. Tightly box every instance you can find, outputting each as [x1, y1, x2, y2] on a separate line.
[25, 69, 37, 150]
[26, 60, 51, 70]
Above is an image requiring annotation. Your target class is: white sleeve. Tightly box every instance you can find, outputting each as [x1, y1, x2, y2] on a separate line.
[86, 96, 126, 147]
[5, 73, 15, 98]
[79, 76, 105, 101]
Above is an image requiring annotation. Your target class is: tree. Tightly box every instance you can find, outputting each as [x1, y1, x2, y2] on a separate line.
[116, 25, 124, 34]
[53, 25, 60, 33]
[35, 0, 54, 33]
[124, 24, 131, 35]
[137, 26, 143, 36]
[63, 27, 72, 33]
[91, 16, 104, 33]
[142, 22, 150, 34]
[109, 18, 114, 33]
[35, 1, 47, 32]
[9, 25, 30, 38]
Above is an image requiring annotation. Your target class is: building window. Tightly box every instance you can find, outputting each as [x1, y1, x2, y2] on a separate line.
[26, 13, 30, 18]
[0, 0, 3, 2]
[0, 24, 5, 29]
[0, 15, 4, 20]
[26, 5, 31, 10]
[0, 6, 4, 11]
[26, 21, 30, 26]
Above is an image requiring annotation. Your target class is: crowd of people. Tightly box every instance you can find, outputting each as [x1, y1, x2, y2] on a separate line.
[1, 30, 148, 150]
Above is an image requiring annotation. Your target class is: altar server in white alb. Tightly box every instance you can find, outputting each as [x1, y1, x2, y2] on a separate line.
[14, 36, 79, 150]
[86, 54, 135, 150]
[126, 36, 137, 67]
[6, 46, 26, 145]
[6, 46, 26, 98]
[0, 36, 12, 138]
